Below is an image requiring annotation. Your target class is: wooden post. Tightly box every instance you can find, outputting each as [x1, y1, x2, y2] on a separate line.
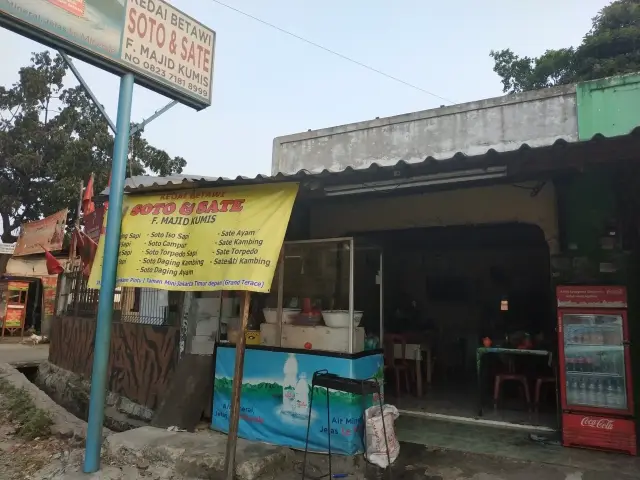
[72, 268, 81, 320]
[276, 248, 284, 347]
[224, 291, 252, 480]
[20, 287, 29, 339]
[70, 179, 84, 264]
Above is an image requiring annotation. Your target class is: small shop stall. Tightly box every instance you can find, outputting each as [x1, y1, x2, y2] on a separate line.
[212, 237, 385, 454]
[0, 280, 30, 337]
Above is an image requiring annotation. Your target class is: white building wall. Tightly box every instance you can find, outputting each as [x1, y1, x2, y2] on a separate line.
[273, 85, 578, 175]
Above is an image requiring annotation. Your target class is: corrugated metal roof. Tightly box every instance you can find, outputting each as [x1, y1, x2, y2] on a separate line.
[100, 127, 640, 196]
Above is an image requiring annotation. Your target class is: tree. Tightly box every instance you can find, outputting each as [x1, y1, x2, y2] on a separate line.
[490, 0, 640, 94]
[0, 51, 186, 243]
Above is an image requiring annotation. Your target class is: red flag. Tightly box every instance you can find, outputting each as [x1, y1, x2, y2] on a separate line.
[40, 245, 64, 275]
[83, 174, 95, 215]
[76, 228, 98, 277]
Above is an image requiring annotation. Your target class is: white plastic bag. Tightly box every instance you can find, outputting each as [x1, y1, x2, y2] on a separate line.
[364, 404, 400, 468]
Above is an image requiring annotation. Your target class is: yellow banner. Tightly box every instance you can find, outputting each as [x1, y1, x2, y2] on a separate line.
[88, 183, 298, 292]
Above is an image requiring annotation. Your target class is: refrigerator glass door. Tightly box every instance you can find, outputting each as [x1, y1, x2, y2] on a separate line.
[562, 313, 628, 411]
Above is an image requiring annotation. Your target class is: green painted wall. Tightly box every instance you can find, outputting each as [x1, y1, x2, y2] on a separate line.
[576, 73, 640, 140]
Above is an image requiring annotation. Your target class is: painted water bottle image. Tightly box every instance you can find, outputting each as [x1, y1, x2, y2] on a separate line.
[282, 353, 298, 416]
[294, 372, 311, 417]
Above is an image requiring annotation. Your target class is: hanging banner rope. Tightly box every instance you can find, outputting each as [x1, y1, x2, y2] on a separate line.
[88, 183, 298, 292]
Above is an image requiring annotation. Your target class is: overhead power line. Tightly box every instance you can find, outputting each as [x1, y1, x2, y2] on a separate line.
[209, 0, 456, 104]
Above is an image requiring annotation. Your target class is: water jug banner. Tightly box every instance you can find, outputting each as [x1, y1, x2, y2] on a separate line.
[211, 346, 384, 455]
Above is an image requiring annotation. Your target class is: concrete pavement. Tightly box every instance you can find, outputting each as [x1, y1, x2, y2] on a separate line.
[104, 426, 291, 480]
[272, 443, 640, 480]
[0, 342, 49, 368]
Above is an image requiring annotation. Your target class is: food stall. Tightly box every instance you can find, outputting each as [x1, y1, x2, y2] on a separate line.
[211, 237, 385, 454]
[0, 280, 29, 337]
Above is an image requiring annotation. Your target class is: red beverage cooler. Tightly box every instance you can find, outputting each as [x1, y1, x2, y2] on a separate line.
[557, 285, 636, 455]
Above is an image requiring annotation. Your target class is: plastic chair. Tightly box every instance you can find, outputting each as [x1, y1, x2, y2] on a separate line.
[493, 373, 531, 411]
[383, 334, 412, 397]
[534, 376, 556, 412]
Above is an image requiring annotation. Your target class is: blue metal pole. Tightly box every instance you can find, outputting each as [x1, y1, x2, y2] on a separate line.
[83, 73, 135, 474]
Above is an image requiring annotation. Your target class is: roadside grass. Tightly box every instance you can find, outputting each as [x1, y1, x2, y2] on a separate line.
[0, 377, 53, 439]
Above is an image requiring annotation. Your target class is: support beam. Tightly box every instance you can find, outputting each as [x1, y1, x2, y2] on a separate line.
[130, 100, 178, 136]
[60, 52, 117, 135]
[60, 52, 178, 139]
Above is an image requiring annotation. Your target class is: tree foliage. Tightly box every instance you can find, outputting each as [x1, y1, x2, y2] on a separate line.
[490, 0, 640, 93]
[0, 51, 186, 243]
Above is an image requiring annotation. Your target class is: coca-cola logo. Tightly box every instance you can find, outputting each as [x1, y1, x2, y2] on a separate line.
[580, 417, 615, 430]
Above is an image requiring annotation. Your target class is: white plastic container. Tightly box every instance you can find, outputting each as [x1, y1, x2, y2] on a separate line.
[263, 308, 300, 324]
[263, 324, 366, 353]
[322, 310, 363, 328]
[282, 353, 298, 415]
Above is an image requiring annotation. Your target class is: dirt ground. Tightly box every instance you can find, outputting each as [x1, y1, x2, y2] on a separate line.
[0, 427, 639, 479]
[0, 424, 179, 480]
[0, 421, 75, 480]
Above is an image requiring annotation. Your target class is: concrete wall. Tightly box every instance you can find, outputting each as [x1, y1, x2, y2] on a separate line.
[5, 256, 71, 276]
[273, 85, 578, 175]
[310, 182, 560, 254]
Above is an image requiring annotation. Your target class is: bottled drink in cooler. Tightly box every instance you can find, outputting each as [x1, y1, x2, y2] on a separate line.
[605, 380, 616, 407]
[571, 327, 579, 344]
[584, 357, 593, 373]
[614, 379, 626, 409]
[586, 379, 596, 404]
[595, 379, 605, 406]
[577, 376, 587, 404]
[600, 353, 608, 373]
[566, 378, 574, 404]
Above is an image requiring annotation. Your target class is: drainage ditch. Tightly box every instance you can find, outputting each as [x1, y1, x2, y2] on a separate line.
[17, 365, 39, 382]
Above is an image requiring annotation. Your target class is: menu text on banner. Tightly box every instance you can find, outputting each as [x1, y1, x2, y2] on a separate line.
[88, 183, 298, 293]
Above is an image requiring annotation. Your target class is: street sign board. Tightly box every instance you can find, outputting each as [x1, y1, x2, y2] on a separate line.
[0, 0, 215, 110]
[13, 209, 68, 256]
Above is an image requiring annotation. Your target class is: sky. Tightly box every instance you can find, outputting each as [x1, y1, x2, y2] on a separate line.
[0, 0, 612, 179]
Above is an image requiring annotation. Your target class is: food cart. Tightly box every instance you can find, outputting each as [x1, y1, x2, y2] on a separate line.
[211, 237, 385, 454]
